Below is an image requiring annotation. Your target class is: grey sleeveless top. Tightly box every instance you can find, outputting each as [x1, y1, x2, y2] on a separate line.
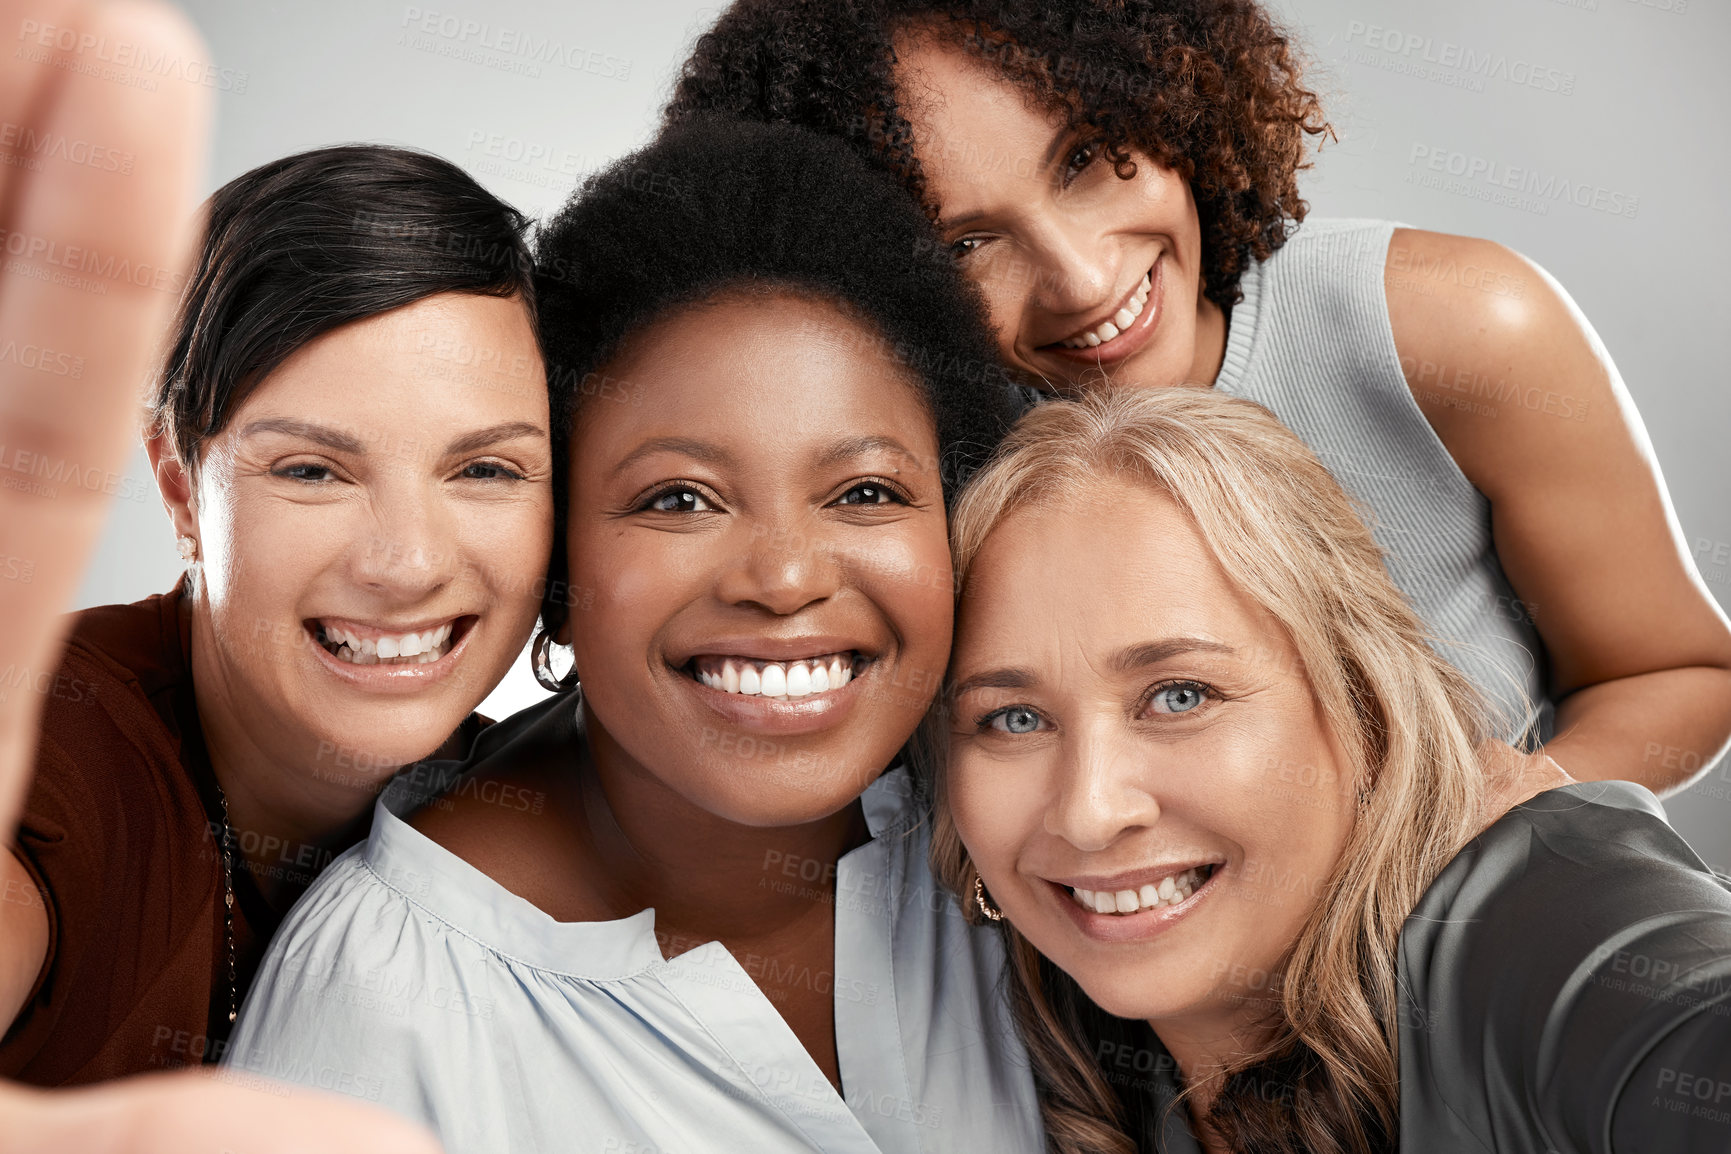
[1215, 217, 1546, 739]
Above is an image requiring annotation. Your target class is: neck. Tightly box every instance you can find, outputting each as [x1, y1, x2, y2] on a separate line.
[188, 610, 379, 910]
[1151, 1005, 1274, 1151]
[580, 715, 870, 952]
[1190, 293, 1229, 386]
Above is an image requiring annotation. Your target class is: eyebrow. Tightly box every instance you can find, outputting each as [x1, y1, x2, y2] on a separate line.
[238, 418, 365, 454]
[813, 434, 923, 472]
[949, 637, 1237, 699]
[239, 418, 546, 457]
[442, 421, 547, 456]
[936, 124, 1079, 235]
[609, 437, 738, 479]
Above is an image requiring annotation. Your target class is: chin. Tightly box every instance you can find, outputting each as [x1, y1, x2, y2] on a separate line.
[693, 761, 878, 829]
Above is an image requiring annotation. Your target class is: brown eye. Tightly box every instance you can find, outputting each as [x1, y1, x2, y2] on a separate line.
[645, 486, 714, 513]
[1065, 142, 1098, 179]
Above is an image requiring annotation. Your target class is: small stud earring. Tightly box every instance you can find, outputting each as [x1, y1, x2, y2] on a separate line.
[175, 535, 198, 563]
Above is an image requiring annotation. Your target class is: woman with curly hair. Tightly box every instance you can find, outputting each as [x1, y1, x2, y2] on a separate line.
[670, 0, 1731, 795]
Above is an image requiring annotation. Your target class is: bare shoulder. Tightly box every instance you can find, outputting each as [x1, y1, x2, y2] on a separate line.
[1382, 227, 1625, 497]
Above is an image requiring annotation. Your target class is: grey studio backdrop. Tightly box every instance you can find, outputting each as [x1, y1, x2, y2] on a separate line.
[73, 0, 1731, 858]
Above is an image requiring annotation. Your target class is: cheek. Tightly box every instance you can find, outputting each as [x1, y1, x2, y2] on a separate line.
[853, 520, 951, 619]
[945, 747, 1035, 875]
[565, 524, 698, 672]
[462, 497, 554, 606]
[201, 488, 344, 643]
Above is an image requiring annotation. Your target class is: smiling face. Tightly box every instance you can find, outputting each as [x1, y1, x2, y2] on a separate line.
[565, 291, 953, 828]
[185, 291, 553, 780]
[946, 479, 1358, 1041]
[893, 36, 1219, 392]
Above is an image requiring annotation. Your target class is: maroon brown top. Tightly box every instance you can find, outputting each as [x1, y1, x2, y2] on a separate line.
[0, 582, 489, 1085]
[0, 581, 271, 1084]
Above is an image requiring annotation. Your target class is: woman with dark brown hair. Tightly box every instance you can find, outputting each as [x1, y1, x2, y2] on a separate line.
[0, 143, 554, 1093]
[670, 0, 1731, 795]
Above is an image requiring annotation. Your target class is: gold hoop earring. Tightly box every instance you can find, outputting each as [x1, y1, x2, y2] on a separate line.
[973, 874, 1003, 922]
[175, 535, 198, 563]
[531, 627, 579, 693]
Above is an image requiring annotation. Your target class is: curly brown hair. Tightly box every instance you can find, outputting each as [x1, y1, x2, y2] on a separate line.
[668, 0, 1332, 308]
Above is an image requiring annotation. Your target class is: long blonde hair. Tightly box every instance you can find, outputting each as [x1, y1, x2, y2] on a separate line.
[929, 387, 1497, 1153]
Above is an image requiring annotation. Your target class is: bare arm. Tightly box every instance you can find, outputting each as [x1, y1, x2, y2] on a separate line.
[1388, 229, 1731, 793]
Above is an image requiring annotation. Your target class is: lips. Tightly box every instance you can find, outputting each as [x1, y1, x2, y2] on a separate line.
[690, 651, 863, 699]
[1067, 864, 1214, 915]
[1056, 270, 1153, 349]
[314, 618, 464, 665]
[302, 615, 477, 692]
[1048, 859, 1223, 943]
[1036, 258, 1165, 369]
[673, 640, 879, 735]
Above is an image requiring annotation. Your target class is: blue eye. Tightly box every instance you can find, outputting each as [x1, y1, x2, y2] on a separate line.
[647, 487, 713, 513]
[985, 706, 1044, 735]
[1147, 682, 1210, 715]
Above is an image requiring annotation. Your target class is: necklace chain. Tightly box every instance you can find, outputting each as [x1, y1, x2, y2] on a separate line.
[214, 782, 237, 1026]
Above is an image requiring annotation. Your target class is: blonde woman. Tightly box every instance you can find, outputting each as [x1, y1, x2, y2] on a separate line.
[932, 388, 1731, 1153]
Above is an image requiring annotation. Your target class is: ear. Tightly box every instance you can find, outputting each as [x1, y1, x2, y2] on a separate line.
[553, 615, 573, 646]
[145, 432, 198, 541]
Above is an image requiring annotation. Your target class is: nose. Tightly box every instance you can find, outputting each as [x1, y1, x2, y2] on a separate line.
[1044, 721, 1159, 853]
[348, 478, 460, 601]
[713, 516, 842, 616]
[1022, 214, 1123, 320]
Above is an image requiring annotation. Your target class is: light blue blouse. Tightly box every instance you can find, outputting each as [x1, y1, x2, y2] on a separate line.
[225, 694, 1042, 1154]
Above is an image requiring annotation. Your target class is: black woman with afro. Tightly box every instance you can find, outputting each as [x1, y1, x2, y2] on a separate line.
[226, 115, 1046, 1154]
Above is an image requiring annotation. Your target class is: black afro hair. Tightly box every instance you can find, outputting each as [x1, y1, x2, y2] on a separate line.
[533, 114, 1018, 632]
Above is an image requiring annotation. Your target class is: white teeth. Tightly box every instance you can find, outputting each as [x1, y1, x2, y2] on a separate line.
[695, 654, 857, 699]
[1072, 867, 1208, 916]
[1061, 270, 1155, 349]
[322, 621, 455, 667]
